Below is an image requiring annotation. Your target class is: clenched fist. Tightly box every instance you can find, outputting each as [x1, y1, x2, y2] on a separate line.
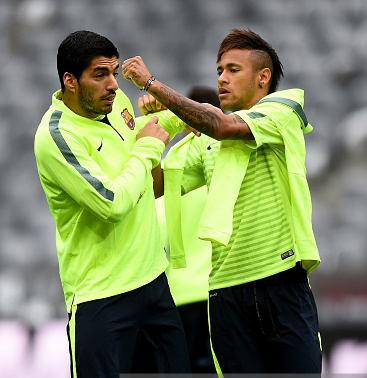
[136, 116, 169, 146]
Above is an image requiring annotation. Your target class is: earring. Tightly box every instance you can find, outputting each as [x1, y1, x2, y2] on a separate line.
[259, 82, 264, 88]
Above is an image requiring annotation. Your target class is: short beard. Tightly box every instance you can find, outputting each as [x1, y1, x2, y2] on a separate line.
[78, 84, 112, 116]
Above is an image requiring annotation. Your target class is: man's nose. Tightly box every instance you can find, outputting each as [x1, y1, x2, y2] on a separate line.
[108, 75, 119, 91]
[218, 72, 228, 85]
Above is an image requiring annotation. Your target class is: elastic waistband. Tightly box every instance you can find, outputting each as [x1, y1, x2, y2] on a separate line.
[254, 263, 307, 285]
[210, 264, 308, 295]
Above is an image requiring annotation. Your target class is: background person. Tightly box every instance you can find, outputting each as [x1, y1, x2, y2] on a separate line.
[156, 87, 219, 373]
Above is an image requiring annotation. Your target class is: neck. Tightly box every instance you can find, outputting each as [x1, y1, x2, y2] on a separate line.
[250, 90, 268, 108]
[61, 91, 97, 118]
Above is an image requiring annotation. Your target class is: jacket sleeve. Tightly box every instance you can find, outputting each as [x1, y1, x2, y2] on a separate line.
[180, 136, 206, 194]
[135, 110, 185, 140]
[234, 106, 284, 148]
[35, 127, 165, 223]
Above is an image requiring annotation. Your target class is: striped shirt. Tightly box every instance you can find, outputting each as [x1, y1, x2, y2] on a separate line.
[181, 127, 296, 290]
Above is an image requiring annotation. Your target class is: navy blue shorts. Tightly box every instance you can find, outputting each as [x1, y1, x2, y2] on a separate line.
[209, 264, 322, 374]
[67, 273, 191, 377]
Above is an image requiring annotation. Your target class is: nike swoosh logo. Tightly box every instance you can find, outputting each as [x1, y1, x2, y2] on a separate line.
[97, 139, 103, 151]
[207, 141, 220, 150]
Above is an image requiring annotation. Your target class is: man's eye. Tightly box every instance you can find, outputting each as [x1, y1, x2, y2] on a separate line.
[231, 68, 239, 73]
[217, 71, 223, 76]
[113, 72, 119, 77]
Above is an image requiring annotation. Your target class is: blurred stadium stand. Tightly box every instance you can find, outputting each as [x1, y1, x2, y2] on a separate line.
[1, 0, 367, 375]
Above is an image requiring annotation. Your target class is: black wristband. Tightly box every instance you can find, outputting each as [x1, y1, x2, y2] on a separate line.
[142, 76, 155, 91]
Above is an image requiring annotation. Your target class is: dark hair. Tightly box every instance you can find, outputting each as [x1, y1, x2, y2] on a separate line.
[217, 29, 283, 94]
[187, 86, 220, 108]
[57, 30, 119, 92]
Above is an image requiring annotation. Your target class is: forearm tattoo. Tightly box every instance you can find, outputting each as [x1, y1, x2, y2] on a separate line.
[150, 84, 221, 138]
[234, 114, 246, 124]
[232, 114, 253, 139]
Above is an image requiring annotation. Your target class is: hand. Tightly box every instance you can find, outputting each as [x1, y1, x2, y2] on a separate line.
[138, 94, 167, 115]
[121, 56, 151, 90]
[136, 116, 170, 146]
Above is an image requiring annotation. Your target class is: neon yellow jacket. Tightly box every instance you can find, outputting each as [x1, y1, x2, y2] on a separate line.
[164, 89, 320, 274]
[156, 186, 212, 306]
[34, 89, 182, 312]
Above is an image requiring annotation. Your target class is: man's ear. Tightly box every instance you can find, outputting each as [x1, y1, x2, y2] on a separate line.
[258, 68, 272, 88]
[63, 72, 77, 93]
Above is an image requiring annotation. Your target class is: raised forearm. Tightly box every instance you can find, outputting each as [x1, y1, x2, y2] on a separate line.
[121, 56, 252, 140]
[149, 81, 223, 139]
[149, 81, 253, 140]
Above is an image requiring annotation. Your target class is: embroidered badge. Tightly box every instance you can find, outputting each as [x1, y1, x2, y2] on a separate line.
[281, 249, 294, 260]
[121, 108, 135, 130]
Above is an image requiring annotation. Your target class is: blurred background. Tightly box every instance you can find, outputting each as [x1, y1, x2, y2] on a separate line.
[1, 0, 367, 376]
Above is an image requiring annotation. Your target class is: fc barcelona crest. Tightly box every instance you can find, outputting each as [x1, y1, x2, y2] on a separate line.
[121, 108, 135, 130]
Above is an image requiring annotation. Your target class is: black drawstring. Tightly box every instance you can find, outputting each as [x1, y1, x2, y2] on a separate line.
[253, 282, 266, 335]
[264, 285, 280, 339]
[253, 282, 281, 338]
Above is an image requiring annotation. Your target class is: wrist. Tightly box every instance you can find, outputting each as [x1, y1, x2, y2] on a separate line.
[141, 75, 155, 91]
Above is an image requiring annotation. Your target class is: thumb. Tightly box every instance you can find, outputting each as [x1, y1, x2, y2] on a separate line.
[138, 97, 149, 115]
[147, 115, 159, 125]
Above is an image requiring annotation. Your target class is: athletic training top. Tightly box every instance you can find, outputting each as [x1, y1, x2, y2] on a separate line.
[157, 186, 212, 306]
[34, 89, 183, 312]
[164, 89, 320, 291]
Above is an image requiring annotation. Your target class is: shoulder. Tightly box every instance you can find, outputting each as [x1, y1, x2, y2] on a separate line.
[115, 89, 133, 108]
[252, 89, 305, 117]
[35, 106, 63, 142]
